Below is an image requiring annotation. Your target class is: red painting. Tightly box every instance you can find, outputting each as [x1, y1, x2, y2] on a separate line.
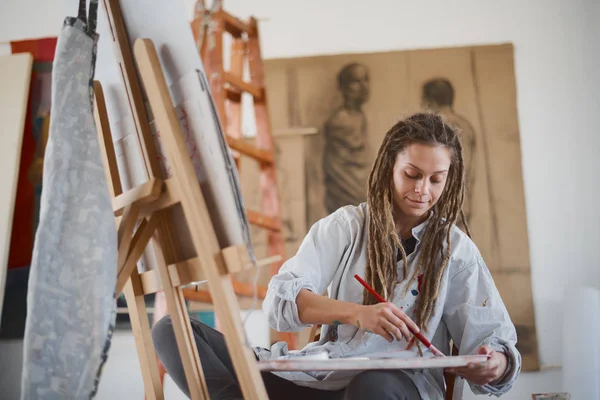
[8, 38, 57, 269]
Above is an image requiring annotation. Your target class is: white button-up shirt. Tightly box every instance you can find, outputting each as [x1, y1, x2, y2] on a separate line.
[257, 203, 521, 399]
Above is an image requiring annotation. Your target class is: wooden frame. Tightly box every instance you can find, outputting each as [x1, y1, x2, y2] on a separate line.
[95, 36, 270, 399]
[95, 1, 277, 397]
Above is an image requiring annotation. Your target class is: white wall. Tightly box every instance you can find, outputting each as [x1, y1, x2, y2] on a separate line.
[1, 0, 599, 398]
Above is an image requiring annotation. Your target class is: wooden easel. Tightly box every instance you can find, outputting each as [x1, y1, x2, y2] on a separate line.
[92, 0, 273, 398]
[94, 36, 271, 399]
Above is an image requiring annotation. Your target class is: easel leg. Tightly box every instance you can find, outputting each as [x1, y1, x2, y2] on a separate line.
[123, 270, 164, 400]
[94, 78, 165, 399]
[93, 8, 210, 396]
[153, 226, 209, 400]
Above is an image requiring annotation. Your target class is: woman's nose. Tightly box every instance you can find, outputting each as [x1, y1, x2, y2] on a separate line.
[415, 180, 429, 194]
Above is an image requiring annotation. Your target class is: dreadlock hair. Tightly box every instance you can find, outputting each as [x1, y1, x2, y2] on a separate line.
[363, 112, 470, 332]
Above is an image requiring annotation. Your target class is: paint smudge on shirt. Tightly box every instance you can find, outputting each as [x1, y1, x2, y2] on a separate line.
[408, 274, 424, 296]
[482, 297, 489, 307]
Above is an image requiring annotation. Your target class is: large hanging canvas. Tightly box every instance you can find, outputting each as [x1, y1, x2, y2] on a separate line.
[263, 43, 539, 371]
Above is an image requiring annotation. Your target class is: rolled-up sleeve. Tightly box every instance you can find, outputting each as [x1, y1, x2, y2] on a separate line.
[443, 252, 522, 396]
[262, 213, 350, 332]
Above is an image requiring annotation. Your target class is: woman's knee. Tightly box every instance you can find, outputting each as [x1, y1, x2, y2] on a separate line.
[151, 315, 176, 355]
[344, 371, 420, 400]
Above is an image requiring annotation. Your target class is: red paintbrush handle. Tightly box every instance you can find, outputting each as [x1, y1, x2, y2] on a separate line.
[353, 274, 445, 357]
[354, 274, 386, 303]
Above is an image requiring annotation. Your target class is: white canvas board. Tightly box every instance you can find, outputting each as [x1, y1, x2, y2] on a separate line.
[258, 354, 489, 371]
[95, 0, 252, 271]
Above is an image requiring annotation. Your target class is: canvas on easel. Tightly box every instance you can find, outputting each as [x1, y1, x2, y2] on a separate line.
[94, 0, 270, 398]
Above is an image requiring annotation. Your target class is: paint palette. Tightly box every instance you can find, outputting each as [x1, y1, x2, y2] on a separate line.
[258, 354, 489, 371]
[276, 350, 330, 361]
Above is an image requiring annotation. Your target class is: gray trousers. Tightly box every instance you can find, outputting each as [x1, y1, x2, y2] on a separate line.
[152, 316, 421, 400]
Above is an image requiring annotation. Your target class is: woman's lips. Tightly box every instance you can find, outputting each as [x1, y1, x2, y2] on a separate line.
[406, 198, 428, 207]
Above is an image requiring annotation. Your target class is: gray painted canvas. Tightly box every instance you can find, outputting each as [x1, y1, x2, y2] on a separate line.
[20, 1, 117, 398]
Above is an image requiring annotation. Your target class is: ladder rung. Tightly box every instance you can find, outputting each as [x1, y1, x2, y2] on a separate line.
[226, 135, 273, 164]
[181, 280, 268, 302]
[223, 71, 263, 99]
[221, 11, 252, 37]
[225, 89, 242, 103]
[232, 279, 268, 298]
[246, 209, 281, 231]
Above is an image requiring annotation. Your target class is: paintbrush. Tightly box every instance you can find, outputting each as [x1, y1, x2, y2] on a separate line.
[353, 274, 446, 357]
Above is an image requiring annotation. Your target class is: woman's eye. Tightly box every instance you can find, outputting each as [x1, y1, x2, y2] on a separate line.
[405, 172, 419, 179]
[431, 177, 443, 184]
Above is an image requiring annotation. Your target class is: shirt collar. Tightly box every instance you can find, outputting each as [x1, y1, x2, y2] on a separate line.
[409, 211, 434, 243]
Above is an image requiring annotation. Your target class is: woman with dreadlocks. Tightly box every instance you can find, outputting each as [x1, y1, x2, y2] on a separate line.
[152, 113, 520, 400]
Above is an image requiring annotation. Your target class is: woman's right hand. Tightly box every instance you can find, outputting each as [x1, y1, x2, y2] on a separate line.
[353, 302, 420, 342]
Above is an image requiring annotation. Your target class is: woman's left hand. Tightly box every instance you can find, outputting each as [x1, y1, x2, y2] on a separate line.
[444, 346, 508, 386]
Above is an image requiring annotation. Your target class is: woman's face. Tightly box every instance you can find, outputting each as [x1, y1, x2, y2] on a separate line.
[392, 143, 452, 220]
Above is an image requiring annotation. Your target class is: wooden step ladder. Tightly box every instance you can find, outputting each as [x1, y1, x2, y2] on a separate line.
[190, 0, 297, 349]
